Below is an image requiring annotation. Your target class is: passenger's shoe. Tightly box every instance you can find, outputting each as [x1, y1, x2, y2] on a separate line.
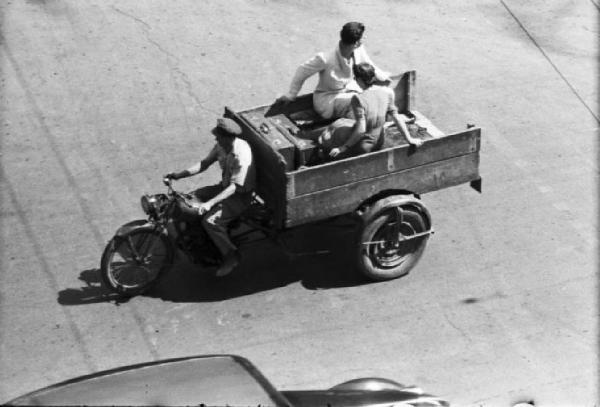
[215, 251, 240, 277]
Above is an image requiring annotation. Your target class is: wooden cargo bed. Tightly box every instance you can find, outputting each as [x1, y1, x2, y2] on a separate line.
[225, 71, 481, 229]
[285, 128, 480, 227]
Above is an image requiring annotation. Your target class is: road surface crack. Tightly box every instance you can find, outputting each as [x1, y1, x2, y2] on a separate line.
[111, 6, 219, 116]
[443, 312, 474, 345]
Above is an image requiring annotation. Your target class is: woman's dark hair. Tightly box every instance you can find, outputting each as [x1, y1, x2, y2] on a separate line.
[340, 22, 365, 45]
[353, 62, 376, 85]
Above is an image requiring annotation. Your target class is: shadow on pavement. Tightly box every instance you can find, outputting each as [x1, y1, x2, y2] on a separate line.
[151, 216, 370, 302]
[58, 268, 127, 305]
[58, 216, 373, 305]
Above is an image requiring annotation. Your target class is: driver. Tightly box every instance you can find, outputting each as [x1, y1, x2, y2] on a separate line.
[165, 118, 256, 277]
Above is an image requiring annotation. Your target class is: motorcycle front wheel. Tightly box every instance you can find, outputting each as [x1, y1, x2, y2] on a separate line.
[101, 226, 174, 296]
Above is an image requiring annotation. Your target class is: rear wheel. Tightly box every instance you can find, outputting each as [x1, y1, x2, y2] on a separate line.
[101, 226, 173, 296]
[357, 197, 431, 281]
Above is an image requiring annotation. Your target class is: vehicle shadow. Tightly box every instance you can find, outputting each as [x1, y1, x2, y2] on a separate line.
[57, 268, 126, 305]
[151, 216, 370, 302]
[58, 216, 372, 305]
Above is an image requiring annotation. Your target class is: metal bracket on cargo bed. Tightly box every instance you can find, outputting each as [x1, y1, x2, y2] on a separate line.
[362, 228, 435, 245]
[470, 177, 482, 193]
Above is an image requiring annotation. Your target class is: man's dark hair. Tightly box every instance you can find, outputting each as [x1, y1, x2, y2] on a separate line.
[353, 62, 376, 85]
[340, 22, 365, 45]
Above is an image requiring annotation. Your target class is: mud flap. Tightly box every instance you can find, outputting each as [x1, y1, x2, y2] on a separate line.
[470, 177, 482, 193]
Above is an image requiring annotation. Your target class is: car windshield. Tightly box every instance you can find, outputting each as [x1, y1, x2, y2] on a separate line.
[11, 356, 287, 407]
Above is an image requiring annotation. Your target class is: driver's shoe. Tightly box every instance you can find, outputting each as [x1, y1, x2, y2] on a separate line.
[215, 251, 240, 277]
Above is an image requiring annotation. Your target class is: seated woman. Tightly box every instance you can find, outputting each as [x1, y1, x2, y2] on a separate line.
[318, 62, 423, 161]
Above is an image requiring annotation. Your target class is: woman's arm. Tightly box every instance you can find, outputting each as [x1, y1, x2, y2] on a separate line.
[386, 88, 422, 147]
[391, 112, 423, 147]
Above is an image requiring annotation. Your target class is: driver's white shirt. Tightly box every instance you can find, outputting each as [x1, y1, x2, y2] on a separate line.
[206, 138, 256, 193]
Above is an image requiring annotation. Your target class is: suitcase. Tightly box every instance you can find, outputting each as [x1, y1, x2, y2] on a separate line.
[240, 110, 296, 171]
[287, 134, 318, 168]
[269, 114, 318, 168]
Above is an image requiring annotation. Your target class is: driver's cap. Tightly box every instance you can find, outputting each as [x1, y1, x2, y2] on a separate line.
[212, 118, 242, 137]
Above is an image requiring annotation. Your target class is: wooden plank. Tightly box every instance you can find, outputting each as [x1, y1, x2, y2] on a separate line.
[287, 128, 481, 198]
[393, 71, 415, 113]
[285, 152, 480, 227]
[224, 106, 288, 229]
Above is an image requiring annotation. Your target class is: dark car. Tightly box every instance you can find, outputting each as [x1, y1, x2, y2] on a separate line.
[4, 354, 449, 406]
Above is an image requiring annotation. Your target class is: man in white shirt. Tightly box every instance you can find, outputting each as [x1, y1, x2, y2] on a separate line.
[276, 22, 391, 119]
[166, 118, 256, 277]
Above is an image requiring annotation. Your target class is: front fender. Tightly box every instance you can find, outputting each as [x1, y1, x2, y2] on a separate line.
[113, 219, 153, 238]
[360, 194, 432, 230]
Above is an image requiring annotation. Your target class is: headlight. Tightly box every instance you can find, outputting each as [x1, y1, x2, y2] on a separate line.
[140, 195, 154, 215]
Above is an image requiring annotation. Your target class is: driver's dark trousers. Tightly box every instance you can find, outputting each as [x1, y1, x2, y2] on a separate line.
[193, 184, 252, 256]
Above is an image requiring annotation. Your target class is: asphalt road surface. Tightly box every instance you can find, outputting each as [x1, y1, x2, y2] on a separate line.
[1, 1, 597, 405]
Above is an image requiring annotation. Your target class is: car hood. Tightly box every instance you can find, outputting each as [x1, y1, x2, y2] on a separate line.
[5, 355, 289, 407]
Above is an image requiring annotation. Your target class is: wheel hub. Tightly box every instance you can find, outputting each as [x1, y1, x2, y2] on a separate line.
[370, 210, 421, 268]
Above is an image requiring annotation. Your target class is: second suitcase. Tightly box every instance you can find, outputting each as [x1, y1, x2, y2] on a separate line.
[240, 110, 296, 171]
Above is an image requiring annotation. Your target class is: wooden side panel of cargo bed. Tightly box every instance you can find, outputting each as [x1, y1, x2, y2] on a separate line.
[224, 106, 288, 228]
[285, 151, 480, 227]
[286, 128, 481, 199]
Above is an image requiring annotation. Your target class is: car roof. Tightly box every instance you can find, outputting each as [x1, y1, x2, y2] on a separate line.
[7, 354, 291, 406]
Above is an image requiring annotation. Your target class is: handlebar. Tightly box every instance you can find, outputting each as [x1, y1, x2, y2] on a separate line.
[162, 177, 190, 201]
[163, 177, 178, 196]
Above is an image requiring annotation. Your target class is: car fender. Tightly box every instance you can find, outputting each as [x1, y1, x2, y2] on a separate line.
[329, 377, 416, 392]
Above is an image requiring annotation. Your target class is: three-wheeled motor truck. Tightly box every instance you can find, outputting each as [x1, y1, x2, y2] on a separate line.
[100, 71, 482, 296]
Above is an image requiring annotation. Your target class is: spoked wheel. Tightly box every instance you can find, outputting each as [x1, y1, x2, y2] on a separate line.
[357, 196, 432, 281]
[101, 226, 173, 296]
